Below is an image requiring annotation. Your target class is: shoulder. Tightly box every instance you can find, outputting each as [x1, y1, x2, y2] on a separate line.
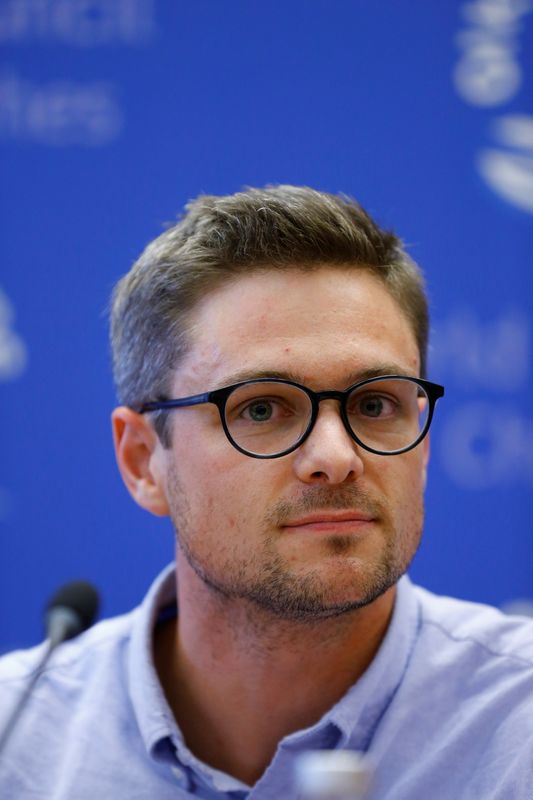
[412, 583, 533, 668]
[371, 583, 533, 798]
[0, 609, 136, 695]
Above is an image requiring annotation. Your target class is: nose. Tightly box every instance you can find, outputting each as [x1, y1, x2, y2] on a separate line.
[292, 401, 365, 485]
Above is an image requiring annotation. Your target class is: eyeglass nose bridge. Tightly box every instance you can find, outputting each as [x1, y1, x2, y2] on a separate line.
[313, 388, 347, 403]
[303, 387, 360, 448]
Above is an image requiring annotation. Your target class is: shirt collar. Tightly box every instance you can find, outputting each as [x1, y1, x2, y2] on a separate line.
[128, 563, 252, 792]
[128, 563, 178, 757]
[310, 574, 420, 750]
[127, 564, 420, 782]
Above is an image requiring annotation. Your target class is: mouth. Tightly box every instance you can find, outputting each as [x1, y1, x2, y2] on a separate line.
[282, 511, 376, 534]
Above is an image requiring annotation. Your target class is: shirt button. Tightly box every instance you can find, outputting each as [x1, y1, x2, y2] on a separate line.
[171, 765, 186, 784]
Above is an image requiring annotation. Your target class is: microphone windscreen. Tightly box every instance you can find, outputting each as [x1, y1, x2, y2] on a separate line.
[46, 580, 100, 637]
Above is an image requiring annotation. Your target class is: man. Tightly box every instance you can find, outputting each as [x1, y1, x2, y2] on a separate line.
[1, 186, 532, 799]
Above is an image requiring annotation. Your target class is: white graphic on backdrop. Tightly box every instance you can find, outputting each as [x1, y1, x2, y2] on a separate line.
[431, 307, 529, 389]
[0, 74, 122, 146]
[439, 401, 533, 490]
[454, 0, 533, 215]
[478, 115, 533, 213]
[454, 0, 530, 107]
[0, 287, 27, 522]
[432, 308, 532, 489]
[0, 0, 156, 146]
[0, 287, 27, 381]
[0, 0, 156, 45]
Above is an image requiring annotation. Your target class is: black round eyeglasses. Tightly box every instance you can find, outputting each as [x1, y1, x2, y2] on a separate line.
[138, 375, 445, 459]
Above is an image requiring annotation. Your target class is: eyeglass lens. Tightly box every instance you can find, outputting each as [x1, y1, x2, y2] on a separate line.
[223, 378, 430, 456]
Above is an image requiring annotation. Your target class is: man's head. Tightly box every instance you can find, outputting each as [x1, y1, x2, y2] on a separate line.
[111, 186, 428, 447]
[111, 186, 433, 621]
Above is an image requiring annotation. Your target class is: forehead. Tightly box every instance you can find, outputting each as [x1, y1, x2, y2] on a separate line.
[176, 267, 420, 391]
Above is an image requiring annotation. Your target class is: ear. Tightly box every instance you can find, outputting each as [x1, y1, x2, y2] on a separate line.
[111, 406, 170, 517]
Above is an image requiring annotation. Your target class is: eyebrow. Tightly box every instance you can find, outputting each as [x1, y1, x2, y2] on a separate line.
[216, 363, 416, 389]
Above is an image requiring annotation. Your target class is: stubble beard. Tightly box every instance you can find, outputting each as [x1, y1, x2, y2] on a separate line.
[168, 465, 424, 623]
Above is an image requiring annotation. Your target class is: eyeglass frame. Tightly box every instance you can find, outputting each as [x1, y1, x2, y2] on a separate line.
[137, 375, 445, 459]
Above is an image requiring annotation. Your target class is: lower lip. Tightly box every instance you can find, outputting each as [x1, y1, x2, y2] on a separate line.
[283, 519, 374, 534]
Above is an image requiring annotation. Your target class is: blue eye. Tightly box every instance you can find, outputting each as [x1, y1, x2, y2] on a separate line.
[246, 400, 274, 422]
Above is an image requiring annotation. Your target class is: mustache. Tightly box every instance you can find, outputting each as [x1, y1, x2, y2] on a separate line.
[267, 486, 387, 527]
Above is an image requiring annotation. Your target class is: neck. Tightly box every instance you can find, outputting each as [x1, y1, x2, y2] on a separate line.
[154, 556, 396, 786]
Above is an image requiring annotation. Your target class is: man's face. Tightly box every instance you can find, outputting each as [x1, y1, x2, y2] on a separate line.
[158, 267, 429, 620]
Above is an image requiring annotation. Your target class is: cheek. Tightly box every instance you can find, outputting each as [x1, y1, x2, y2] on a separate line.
[372, 452, 426, 509]
[395, 459, 426, 536]
[178, 451, 270, 533]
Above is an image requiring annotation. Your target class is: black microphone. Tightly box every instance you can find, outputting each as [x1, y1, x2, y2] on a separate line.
[0, 580, 100, 758]
[45, 580, 100, 647]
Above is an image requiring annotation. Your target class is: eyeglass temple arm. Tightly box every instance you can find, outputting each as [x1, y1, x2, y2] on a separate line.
[139, 393, 210, 413]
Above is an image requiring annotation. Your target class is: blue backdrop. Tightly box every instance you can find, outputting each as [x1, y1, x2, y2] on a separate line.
[1, 0, 532, 652]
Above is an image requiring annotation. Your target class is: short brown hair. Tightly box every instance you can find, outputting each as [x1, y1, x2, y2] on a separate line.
[110, 185, 429, 445]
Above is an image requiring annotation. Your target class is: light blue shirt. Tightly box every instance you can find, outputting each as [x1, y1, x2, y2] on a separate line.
[1, 564, 533, 799]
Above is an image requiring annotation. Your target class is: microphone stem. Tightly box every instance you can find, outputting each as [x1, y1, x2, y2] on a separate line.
[0, 639, 55, 759]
